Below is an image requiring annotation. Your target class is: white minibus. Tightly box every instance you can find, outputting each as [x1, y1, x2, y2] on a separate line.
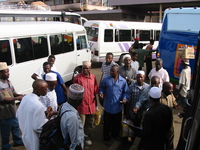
[84, 20, 162, 62]
[0, 22, 91, 94]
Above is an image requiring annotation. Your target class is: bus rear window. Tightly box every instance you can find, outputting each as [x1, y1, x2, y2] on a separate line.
[0, 40, 12, 65]
[85, 27, 98, 41]
[167, 13, 200, 33]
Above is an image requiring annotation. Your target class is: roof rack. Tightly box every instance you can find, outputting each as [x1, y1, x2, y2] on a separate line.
[0, 3, 51, 11]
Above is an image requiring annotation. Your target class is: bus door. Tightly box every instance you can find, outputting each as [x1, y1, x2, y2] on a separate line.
[176, 32, 200, 150]
[75, 33, 91, 65]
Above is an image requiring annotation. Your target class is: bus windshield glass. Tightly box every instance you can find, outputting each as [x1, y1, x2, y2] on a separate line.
[167, 13, 200, 33]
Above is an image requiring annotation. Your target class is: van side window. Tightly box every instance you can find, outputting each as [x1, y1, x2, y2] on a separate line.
[104, 29, 113, 42]
[139, 30, 151, 41]
[120, 30, 131, 41]
[50, 34, 63, 55]
[62, 33, 74, 52]
[154, 30, 160, 41]
[76, 35, 87, 50]
[117, 30, 132, 41]
[32, 36, 48, 59]
[0, 40, 12, 65]
[14, 37, 33, 63]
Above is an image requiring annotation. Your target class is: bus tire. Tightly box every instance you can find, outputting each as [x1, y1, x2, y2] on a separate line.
[72, 67, 82, 81]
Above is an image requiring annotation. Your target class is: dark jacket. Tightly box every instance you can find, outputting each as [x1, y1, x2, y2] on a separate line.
[135, 103, 173, 150]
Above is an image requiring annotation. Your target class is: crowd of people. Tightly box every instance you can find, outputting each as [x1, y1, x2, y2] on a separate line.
[0, 39, 191, 150]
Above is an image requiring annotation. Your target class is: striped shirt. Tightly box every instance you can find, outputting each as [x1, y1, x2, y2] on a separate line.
[74, 73, 98, 114]
[101, 61, 117, 81]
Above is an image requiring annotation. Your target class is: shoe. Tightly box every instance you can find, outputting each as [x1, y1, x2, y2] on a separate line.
[104, 141, 111, 146]
[115, 136, 122, 141]
[13, 143, 24, 147]
[85, 140, 92, 146]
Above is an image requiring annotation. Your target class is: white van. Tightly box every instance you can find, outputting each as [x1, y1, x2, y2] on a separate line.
[84, 20, 162, 62]
[0, 22, 91, 94]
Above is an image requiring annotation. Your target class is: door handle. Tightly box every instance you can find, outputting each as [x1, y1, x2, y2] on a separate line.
[77, 54, 80, 56]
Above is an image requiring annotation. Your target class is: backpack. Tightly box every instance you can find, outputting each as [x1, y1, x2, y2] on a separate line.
[39, 107, 70, 150]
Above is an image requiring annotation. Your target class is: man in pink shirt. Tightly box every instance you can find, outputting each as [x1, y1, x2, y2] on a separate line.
[73, 61, 98, 146]
[148, 58, 169, 88]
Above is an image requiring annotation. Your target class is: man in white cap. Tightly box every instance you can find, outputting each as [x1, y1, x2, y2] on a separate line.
[119, 54, 137, 85]
[42, 62, 68, 105]
[128, 70, 149, 150]
[176, 58, 191, 112]
[60, 83, 85, 150]
[0, 62, 24, 149]
[129, 70, 149, 126]
[40, 72, 58, 117]
[73, 61, 98, 146]
[133, 87, 173, 150]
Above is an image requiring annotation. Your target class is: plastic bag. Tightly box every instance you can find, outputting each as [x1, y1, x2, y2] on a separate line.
[94, 104, 104, 126]
[121, 119, 134, 137]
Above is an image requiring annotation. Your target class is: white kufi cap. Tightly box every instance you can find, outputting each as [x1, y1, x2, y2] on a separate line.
[68, 83, 84, 100]
[136, 70, 145, 75]
[82, 61, 91, 67]
[45, 73, 57, 81]
[123, 54, 131, 61]
[149, 87, 161, 99]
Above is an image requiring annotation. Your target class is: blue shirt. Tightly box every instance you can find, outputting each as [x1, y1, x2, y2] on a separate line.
[43, 71, 66, 104]
[60, 102, 84, 150]
[135, 85, 152, 110]
[99, 75, 129, 114]
[129, 82, 149, 119]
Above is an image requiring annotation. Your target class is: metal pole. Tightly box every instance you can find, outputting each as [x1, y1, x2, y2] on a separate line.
[159, 3, 162, 23]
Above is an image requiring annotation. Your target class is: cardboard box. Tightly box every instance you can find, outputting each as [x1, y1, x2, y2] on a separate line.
[182, 47, 195, 59]
[178, 46, 195, 59]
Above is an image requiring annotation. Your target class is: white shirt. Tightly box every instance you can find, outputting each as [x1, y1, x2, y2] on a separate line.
[131, 60, 139, 72]
[179, 66, 191, 97]
[34, 65, 57, 79]
[148, 67, 170, 88]
[40, 88, 58, 112]
[16, 93, 48, 150]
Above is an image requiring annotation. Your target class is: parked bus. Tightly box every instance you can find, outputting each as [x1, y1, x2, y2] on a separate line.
[157, 7, 200, 86]
[84, 20, 162, 62]
[0, 22, 91, 94]
[0, 7, 87, 25]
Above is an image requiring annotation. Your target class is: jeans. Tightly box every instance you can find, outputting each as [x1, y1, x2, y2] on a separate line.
[0, 117, 23, 150]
